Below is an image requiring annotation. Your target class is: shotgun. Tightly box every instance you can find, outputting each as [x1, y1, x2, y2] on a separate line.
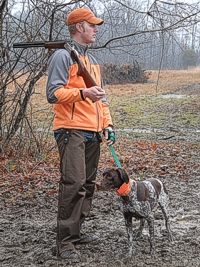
[13, 40, 98, 88]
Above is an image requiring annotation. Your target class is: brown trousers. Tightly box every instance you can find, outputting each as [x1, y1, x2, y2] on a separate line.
[56, 129, 100, 253]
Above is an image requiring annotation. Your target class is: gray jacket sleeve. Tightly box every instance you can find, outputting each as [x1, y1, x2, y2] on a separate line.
[46, 49, 72, 103]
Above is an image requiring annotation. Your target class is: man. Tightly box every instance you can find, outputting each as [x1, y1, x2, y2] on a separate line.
[46, 8, 115, 260]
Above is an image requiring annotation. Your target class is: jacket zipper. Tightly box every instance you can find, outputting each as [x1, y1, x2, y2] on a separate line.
[95, 102, 100, 131]
[71, 103, 75, 120]
[92, 66, 100, 131]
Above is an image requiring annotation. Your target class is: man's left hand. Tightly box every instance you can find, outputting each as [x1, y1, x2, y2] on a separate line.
[104, 126, 115, 146]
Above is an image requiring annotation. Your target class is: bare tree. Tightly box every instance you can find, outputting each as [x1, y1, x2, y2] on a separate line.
[0, 0, 8, 147]
[0, 0, 72, 152]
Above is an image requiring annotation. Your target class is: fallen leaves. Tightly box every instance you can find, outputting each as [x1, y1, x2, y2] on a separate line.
[1, 137, 199, 203]
[0, 150, 60, 202]
[99, 139, 198, 181]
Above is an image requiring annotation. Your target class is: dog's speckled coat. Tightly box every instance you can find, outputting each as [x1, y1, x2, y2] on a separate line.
[97, 168, 173, 258]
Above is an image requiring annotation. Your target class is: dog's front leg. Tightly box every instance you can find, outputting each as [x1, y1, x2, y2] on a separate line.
[146, 214, 155, 255]
[160, 204, 173, 242]
[124, 214, 133, 258]
[135, 218, 145, 240]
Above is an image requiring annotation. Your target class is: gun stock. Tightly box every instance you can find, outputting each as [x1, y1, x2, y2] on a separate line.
[13, 40, 98, 88]
[44, 41, 66, 49]
[71, 50, 97, 88]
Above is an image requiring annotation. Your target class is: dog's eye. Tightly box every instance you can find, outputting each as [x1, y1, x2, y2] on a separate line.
[108, 177, 114, 184]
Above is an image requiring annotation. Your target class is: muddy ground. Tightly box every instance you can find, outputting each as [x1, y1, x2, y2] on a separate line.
[1, 169, 200, 267]
[1, 85, 200, 267]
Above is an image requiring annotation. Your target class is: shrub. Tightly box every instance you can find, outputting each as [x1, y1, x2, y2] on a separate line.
[101, 61, 149, 85]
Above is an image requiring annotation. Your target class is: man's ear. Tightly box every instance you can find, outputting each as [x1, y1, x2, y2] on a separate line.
[116, 168, 129, 183]
[75, 23, 83, 33]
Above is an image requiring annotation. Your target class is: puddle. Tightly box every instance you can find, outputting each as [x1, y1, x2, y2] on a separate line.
[177, 220, 188, 224]
[116, 128, 200, 134]
[156, 94, 194, 99]
[177, 212, 200, 225]
[116, 128, 154, 134]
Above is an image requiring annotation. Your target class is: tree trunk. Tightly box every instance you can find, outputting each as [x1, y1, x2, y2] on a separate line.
[0, 0, 8, 144]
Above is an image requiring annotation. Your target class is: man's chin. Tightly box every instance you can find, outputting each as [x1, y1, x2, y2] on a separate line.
[86, 39, 95, 44]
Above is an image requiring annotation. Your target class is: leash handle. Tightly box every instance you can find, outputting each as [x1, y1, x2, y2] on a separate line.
[109, 145, 122, 168]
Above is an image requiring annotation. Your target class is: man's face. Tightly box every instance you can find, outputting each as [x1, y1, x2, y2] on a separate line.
[78, 21, 98, 45]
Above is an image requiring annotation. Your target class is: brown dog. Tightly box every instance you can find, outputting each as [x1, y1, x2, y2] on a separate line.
[96, 168, 173, 258]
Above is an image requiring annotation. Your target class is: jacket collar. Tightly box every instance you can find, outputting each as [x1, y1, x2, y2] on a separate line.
[71, 39, 89, 56]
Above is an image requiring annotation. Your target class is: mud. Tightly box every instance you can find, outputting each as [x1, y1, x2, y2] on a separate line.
[1, 166, 200, 267]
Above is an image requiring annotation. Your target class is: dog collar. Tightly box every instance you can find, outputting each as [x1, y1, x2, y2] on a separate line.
[116, 180, 132, 196]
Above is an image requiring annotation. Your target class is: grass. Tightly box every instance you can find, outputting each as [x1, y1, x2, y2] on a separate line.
[5, 68, 200, 144]
[108, 93, 199, 131]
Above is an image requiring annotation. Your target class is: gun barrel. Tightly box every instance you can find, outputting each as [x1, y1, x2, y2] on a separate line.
[13, 40, 68, 49]
[13, 42, 46, 48]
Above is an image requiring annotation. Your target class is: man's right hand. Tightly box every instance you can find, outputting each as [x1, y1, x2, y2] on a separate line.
[83, 86, 105, 102]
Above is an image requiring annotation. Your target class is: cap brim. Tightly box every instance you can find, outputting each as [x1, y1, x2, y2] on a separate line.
[87, 17, 104, 25]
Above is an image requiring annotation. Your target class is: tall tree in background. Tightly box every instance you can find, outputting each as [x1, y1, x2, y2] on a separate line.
[0, 0, 8, 145]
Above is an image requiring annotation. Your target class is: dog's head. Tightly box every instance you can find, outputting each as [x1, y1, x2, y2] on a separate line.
[96, 168, 129, 191]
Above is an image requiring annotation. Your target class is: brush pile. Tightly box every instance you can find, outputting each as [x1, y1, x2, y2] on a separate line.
[101, 61, 150, 85]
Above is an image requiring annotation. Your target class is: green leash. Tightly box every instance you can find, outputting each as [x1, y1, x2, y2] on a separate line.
[105, 129, 122, 168]
[109, 145, 122, 168]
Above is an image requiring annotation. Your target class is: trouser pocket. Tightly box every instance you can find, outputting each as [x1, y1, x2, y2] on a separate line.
[96, 132, 102, 143]
[54, 129, 71, 144]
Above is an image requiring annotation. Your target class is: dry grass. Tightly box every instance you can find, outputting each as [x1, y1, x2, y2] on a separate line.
[8, 68, 200, 100]
[105, 68, 200, 96]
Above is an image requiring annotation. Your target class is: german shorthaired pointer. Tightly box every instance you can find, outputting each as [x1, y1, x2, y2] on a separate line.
[97, 168, 173, 258]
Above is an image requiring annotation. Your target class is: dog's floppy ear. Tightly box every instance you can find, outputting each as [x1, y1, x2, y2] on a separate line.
[103, 168, 116, 177]
[116, 168, 129, 183]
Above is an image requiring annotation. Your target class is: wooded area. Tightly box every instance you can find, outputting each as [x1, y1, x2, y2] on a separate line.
[1, 0, 200, 150]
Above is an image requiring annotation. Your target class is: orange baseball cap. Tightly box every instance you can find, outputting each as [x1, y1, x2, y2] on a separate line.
[67, 8, 104, 26]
